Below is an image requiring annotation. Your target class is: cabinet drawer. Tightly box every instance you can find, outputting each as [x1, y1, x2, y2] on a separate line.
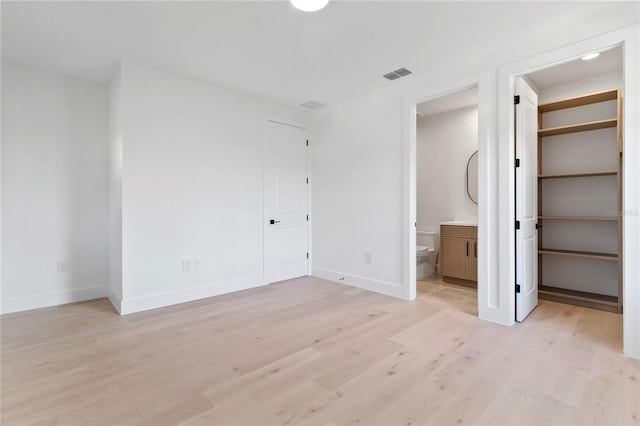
[440, 225, 477, 238]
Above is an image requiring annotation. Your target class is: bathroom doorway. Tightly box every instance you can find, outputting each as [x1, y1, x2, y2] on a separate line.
[415, 86, 479, 315]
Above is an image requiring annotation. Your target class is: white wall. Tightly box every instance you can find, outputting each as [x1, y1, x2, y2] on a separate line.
[116, 62, 309, 313]
[311, 90, 404, 297]
[416, 106, 478, 233]
[1, 62, 108, 313]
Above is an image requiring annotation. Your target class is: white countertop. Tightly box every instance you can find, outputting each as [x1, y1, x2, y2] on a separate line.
[440, 220, 478, 226]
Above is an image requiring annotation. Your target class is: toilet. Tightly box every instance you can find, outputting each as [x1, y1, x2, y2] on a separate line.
[417, 230, 439, 280]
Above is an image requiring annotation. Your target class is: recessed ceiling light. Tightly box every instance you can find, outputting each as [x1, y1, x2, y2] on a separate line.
[300, 100, 325, 110]
[290, 0, 329, 12]
[581, 52, 600, 61]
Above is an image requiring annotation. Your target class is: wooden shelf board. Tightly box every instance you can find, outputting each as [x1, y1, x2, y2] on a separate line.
[538, 170, 617, 179]
[538, 118, 617, 137]
[538, 216, 618, 221]
[538, 248, 617, 261]
[539, 285, 618, 309]
[539, 89, 618, 112]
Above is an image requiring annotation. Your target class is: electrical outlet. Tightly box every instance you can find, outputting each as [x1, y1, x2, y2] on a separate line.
[183, 259, 192, 271]
[57, 261, 69, 273]
[194, 258, 201, 269]
[365, 252, 373, 264]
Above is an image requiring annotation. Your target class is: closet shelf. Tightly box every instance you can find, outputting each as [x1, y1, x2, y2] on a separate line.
[537, 87, 621, 314]
[538, 118, 617, 137]
[538, 89, 618, 112]
[538, 248, 617, 261]
[538, 216, 618, 221]
[539, 285, 618, 312]
[538, 170, 617, 179]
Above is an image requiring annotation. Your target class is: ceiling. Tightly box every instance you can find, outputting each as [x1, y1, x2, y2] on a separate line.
[526, 46, 623, 90]
[417, 45, 622, 117]
[2, 1, 638, 110]
[417, 87, 478, 118]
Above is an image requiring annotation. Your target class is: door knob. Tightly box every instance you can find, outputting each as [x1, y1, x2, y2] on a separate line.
[270, 219, 280, 225]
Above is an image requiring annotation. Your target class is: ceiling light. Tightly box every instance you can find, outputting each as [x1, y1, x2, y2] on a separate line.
[290, 0, 329, 12]
[300, 100, 325, 110]
[581, 52, 600, 61]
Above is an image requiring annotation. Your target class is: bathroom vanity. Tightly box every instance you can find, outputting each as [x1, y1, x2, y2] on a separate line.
[440, 223, 477, 285]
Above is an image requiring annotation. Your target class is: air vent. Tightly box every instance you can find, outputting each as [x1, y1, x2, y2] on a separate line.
[383, 67, 413, 81]
[300, 100, 325, 110]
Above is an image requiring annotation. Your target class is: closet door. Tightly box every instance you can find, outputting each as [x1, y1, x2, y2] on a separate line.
[515, 77, 539, 322]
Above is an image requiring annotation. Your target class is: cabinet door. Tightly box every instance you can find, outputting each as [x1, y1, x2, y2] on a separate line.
[441, 237, 471, 280]
[469, 239, 478, 281]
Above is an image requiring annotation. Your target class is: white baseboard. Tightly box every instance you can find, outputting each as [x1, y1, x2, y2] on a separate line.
[0, 285, 107, 315]
[312, 267, 404, 299]
[119, 275, 267, 315]
[106, 287, 122, 314]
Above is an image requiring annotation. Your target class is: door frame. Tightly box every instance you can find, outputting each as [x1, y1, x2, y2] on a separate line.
[263, 115, 311, 283]
[497, 25, 640, 357]
[403, 72, 491, 319]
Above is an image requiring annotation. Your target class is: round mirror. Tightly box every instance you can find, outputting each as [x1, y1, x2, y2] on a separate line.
[466, 151, 478, 205]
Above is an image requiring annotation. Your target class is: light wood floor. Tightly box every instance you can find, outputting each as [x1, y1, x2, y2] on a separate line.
[2, 276, 639, 425]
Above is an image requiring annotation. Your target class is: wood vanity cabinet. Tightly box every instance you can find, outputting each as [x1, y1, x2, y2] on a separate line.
[440, 225, 477, 283]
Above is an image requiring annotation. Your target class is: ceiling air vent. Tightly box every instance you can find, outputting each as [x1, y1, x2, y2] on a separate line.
[383, 67, 413, 81]
[300, 100, 325, 110]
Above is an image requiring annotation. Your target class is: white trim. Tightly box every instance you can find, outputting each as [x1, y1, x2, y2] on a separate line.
[498, 25, 640, 357]
[106, 287, 122, 314]
[312, 267, 403, 299]
[402, 72, 495, 322]
[1, 285, 107, 314]
[120, 275, 266, 315]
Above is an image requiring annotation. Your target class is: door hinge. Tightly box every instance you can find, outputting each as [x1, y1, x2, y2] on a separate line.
[515, 220, 520, 230]
[306, 215, 309, 221]
[306, 177, 309, 184]
[306, 252, 309, 259]
[515, 284, 521, 293]
[514, 158, 520, 168]
[306, 139, 309, 146]
[514, 95, 520, 105]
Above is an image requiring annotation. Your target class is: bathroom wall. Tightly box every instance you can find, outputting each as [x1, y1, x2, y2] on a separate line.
[416, 105, 478, 233]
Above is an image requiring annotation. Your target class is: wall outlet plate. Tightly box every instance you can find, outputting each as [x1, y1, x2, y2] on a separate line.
[183, 259, 192, 271]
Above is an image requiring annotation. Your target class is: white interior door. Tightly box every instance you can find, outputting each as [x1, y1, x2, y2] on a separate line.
[264, 121, 309, 283]
[515, 77, 539, 322]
